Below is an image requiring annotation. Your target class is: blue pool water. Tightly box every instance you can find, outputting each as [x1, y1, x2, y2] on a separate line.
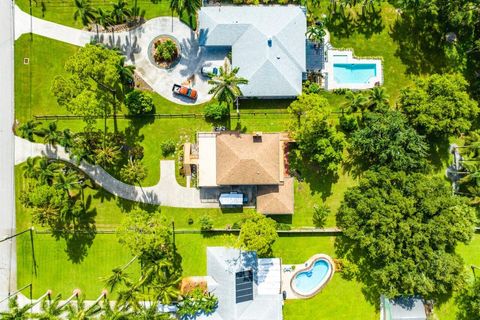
[293, 259, 331, 294]
[333, 63, 377, 84]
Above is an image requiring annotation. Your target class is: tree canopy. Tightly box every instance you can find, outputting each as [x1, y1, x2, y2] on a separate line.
[292, 97, 345, 175]
[349, 111, 430, 172]
[456, 278, 480, 320]
[337, 169, 476, 300]
[238, 213, 278, 258]
[399, 73, 479, 136]
[51, 44, 123, 125]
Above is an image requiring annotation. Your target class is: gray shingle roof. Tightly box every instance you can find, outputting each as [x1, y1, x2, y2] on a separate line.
[199, 6, 306, 97]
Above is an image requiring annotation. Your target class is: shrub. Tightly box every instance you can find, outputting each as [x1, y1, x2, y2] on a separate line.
[276, 223, 291, 231]
[204, 103, 229, 122]
[200, 215, 213, 231]
[155, 39, 178, 62]
[125, 90, 154, 115]
[188, 217, 194, 225]
[160, 140, 176, 157]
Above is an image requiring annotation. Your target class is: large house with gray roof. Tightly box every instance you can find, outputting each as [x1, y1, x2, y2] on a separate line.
[198, 6, 307, 98]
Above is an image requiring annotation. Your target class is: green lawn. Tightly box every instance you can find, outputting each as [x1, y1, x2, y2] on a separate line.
[15, 0, 194, 29]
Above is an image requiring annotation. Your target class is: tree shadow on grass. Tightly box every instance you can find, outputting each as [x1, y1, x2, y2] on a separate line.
[116, 196, 160, 213]
[52, 194, 97, 264]
[354, 5, 384, 39]
[326, 5, 356, 39]
[427, 136, 450, 172]
[238, 99, 293, 111]
[389, 11, 448, 75]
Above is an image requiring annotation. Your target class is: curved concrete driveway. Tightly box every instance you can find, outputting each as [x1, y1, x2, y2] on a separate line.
[15, 137, 219, 208]
[14, 6, 227, 105]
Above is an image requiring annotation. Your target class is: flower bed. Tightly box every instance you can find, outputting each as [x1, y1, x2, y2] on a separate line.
[148, 35, 182, 69]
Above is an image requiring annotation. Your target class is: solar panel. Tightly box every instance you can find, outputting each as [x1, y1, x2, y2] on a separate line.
[235, 270, 253, 303]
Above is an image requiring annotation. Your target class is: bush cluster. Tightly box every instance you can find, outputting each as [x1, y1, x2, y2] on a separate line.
[155, 39, 178, 62]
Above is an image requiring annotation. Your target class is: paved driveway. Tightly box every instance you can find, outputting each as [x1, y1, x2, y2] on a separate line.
[14, 6, 227, 105]
[15, 137, 219, 208]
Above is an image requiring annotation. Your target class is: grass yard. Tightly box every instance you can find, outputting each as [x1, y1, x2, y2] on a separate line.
[15, 0, 194, 29]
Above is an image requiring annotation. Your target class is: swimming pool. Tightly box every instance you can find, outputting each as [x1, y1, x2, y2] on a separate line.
[291, 257, 333, 297]
[333, 63, 377, 84]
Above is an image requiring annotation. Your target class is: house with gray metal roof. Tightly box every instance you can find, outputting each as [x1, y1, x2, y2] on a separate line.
[199, 247, 283, 320]
[198, 6, 306, 98]
[380, 296, 428, 320]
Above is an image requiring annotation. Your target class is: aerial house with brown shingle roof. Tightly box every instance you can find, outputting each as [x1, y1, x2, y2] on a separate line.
[188, 131, 294, 215]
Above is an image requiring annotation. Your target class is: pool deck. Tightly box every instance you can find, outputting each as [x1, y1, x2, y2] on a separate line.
[323, 48, 383, 90]
[281, 253, 335, 300]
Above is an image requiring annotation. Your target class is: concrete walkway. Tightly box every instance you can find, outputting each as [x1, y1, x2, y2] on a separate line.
[0, 0, 16, 312]
[15, 137, 218, 208]
[14, 6, 227, 105]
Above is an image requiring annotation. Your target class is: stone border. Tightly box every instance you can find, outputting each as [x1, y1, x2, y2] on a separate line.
[289, 253, 335, 298]
[147, 34, 182, 70]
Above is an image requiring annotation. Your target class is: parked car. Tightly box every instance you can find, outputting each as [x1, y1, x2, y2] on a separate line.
[201, 65, 220, 77]
[172, 84, 198, 100]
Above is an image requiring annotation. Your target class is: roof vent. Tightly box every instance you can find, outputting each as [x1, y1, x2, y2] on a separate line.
[253, 132, 263, 143]
[267, 39, 272, 47]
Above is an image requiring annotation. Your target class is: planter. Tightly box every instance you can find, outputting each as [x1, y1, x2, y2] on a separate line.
[147, 35, 182, 70]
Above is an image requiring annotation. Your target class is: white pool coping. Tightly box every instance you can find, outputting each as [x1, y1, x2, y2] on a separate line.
[281, 253, 335, 299]
[324, 49, 383, 90]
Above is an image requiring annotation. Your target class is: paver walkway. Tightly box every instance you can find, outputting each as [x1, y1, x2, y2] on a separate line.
[15, 137, 219, 208]
[14, 6, 228, 105]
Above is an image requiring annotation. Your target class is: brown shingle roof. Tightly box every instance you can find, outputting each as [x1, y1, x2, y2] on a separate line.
[216, 132, 281, 185]
[256, 177, 294, 214]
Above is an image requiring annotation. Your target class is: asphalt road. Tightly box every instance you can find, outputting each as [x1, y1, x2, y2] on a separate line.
[0, 0, 17, 311]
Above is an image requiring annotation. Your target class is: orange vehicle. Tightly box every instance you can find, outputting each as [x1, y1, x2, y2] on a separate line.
[172, 84, 198, 100]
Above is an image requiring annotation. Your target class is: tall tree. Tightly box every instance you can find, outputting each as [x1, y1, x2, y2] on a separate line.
[343, 90, 368, 115]
[41, 121, 61, 147]
[208, 59, 248, 107]
[18, 120, 42, 142]
[238, 213, 278, 258]
[399, 73, 479, 136]
[0, 297, 34, 320]
[337, 169, 477, 300]
[456, 277, 480, 320]
[349, 111, 430, 172]
[367, 86, 389, 112]
[73, 0, 97, 28]
[111, 0, 132, 25]
[288, 93, 329, 125]
[119, 159, 147, 185]
[36, 293, 64, 320]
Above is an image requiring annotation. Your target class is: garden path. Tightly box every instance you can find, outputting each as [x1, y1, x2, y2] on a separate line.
[14, 6, 226, 105]
[15, 137, 219, 208]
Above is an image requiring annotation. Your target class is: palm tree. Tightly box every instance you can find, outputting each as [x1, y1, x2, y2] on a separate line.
[102, 256, 138, 292]
[35, 293, 64, 320]
[181, 0, 201, 28]
[94, 145, 121, 168]
[18, 120, 42, 141]
[65, 292, 104, 320]
[42, 122, 61, 147]
[116, 287, 141, 312]
[96, 8, 113, 33]
[37, 157, 61, 185]
[24, 156, 39, 179]
[100, 297, 133, 320]
[150, 273, 180, 305]
[119, 159, 147, 185]
[0, 297, 35, 319]
[117, 57, 135, 88]
[367, 86, 389, 112]
[55, 170, 82, 198]
[111, 0, 132, 25]
[343, 90, 368, 115]
[58, 129, 74, 153]
[169, 0, 182, 31]
[73, 0, 97, 29]
[306, 23, 326, 45]
[208, 59, 248, 108]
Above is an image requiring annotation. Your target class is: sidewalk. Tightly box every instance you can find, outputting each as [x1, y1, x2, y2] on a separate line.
[0, 0, 16, 312]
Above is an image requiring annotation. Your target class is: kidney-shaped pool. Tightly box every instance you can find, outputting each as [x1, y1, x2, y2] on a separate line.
[291, 257, 334, 297]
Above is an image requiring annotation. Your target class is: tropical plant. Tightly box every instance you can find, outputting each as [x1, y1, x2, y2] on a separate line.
[119, 159, 147, 184]
[55, 170, 82, 198]
[59, 129, 74, 152]
[23, 156, 39, 179]
[312, 203, 330, 228]
[96, 8, 112, 33]
[160, 140, 176, 158]
[0, 296, 34, 320]
[155, 39, 178, 62]
[117, 57, 135, 88]
[73, 0, 97, 28]
[65, 293, 103, 320]
[367, 86, 389, 112]
[35, 293, 64, 320]
[178, 288, 218, 317]
[94, 145, 122, 168]
[208, 59, 248, 106]
[125, 90, 154, 115]
[306, 23, 326, 44]
[170, 0, 201, 28]
[18, 120, 42, 141]
[41, 121, 61, 147]
[343, 90, 368, 115]
[99, 297, 133, 320]
[111, 0, 132, 24]
[37, 157, 61, 185]
[456, 277, 480, 320]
